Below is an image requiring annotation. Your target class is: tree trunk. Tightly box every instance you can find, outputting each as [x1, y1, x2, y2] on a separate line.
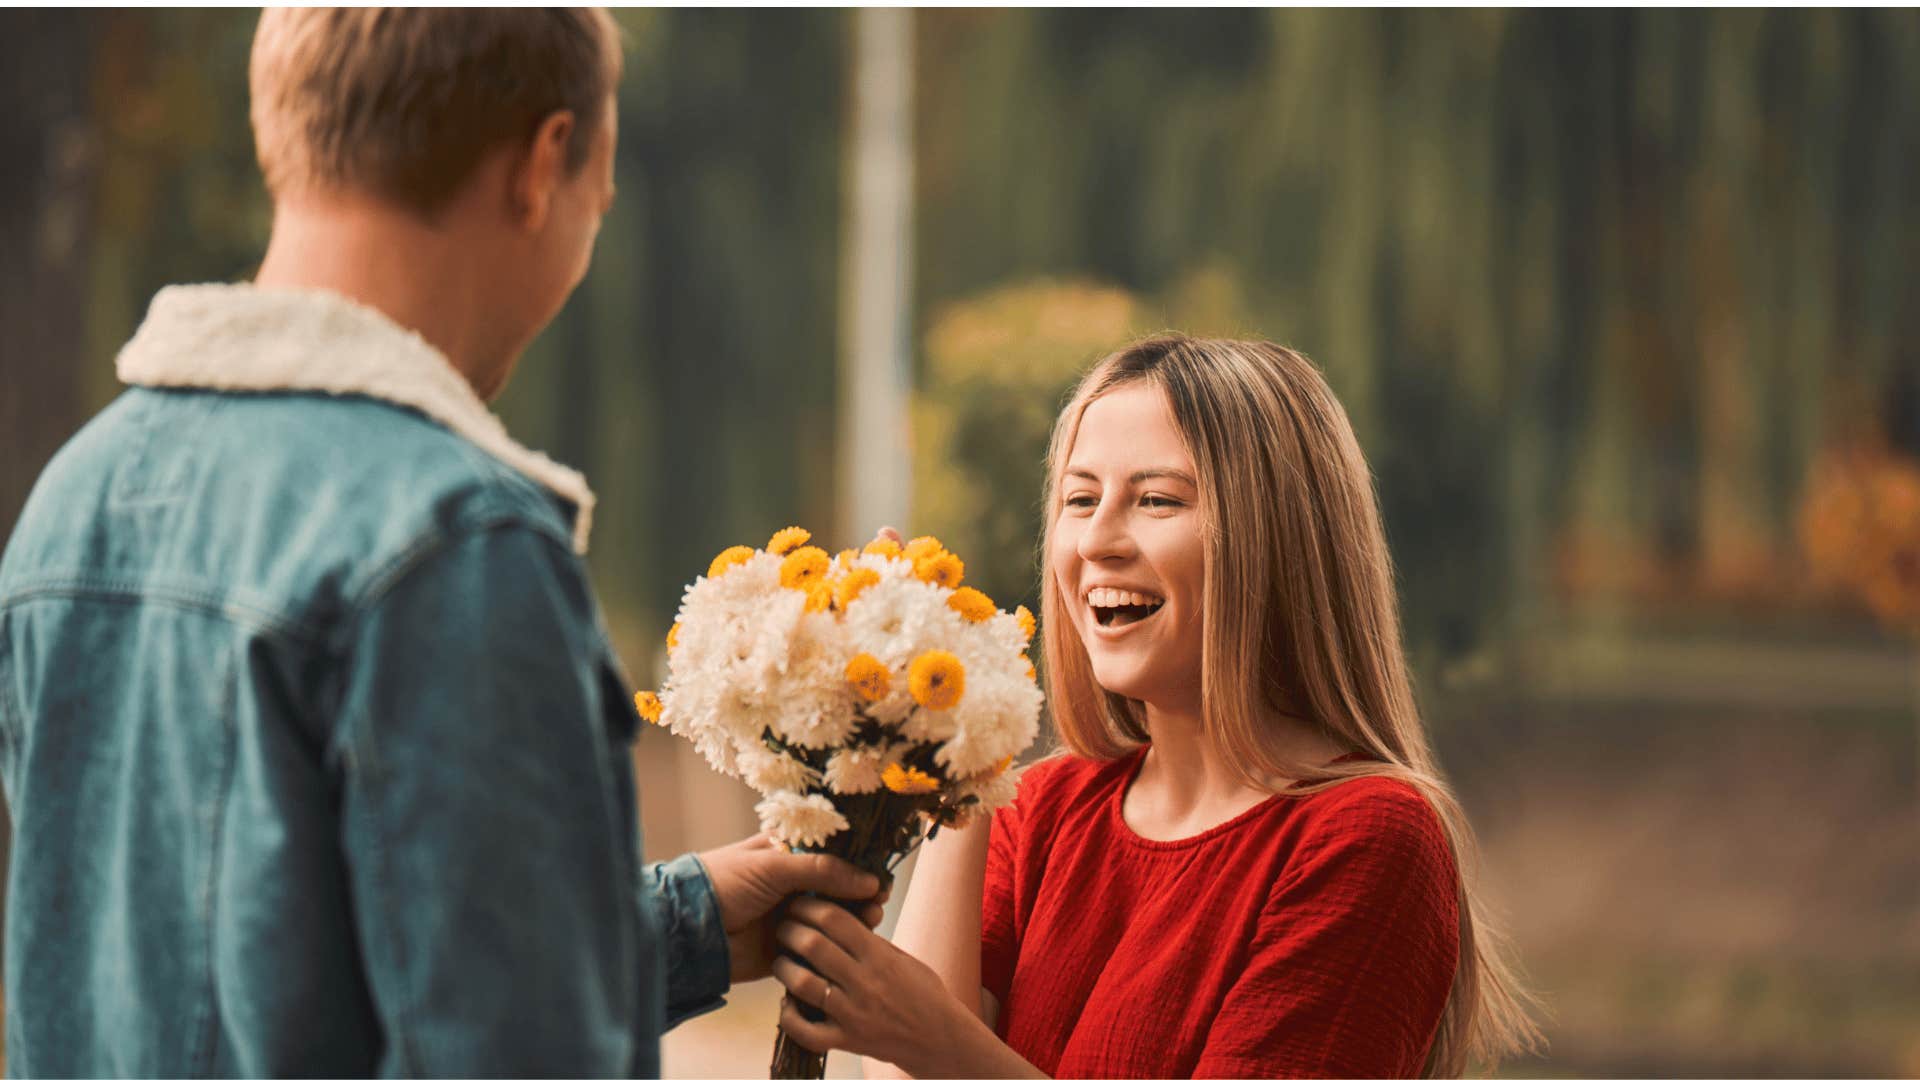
[0, 12, 97, 1019]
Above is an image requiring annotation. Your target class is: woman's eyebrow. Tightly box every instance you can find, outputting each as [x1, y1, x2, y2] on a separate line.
[1064, 467, 1196, 486]
[1132, 468, 1195, 485]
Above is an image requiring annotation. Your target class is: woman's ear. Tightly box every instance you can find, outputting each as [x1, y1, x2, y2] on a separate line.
[509, 109, 577, 231]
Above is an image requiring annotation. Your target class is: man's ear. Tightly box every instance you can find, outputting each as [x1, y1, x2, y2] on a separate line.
[510, 109, 577, 232]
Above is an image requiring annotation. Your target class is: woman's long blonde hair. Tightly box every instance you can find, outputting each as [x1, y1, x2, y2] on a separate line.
[1039, 334, 1543, 1077]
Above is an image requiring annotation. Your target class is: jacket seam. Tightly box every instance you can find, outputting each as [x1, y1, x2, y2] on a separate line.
[0, 579, 329, 647]
[338, 729, 422, 1075]
[190, 665, 240, 1075]
[341, 505, 576, 618]
[0, 628, 17, 758]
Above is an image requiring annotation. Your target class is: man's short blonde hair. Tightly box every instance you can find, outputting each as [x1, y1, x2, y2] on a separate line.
[250, 8, 623, 217]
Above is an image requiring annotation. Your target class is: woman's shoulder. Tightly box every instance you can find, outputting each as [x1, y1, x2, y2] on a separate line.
[1284, 771, 1454, 866]
[1013, 747, 1136, 799]
[999, 748, 1137, 833]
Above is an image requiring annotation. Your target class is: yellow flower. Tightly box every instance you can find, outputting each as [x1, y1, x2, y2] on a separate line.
[768, 526, 812, 555]
[1014, 605, 1036, 644]
[908, 650, 966, 710]
[1024, 659, 1037, 681]
[633, 691, 665, 725]
[836, 567, 881, 609]
[904, 535, 945, 561]
[779, 546, 832, 590]
[947, 586, 995, 623]
[707, 545, 755, 578]
[845, 653, 891, 701]
[990, 755, 1014, 776]
[834, 548, 859, 570]
[863, 537, 903, 558]
[667, 622, 682, 651]
[803, 582, 834, 613]
[914, 551, 964, 589]
[882, 762, 940, 795]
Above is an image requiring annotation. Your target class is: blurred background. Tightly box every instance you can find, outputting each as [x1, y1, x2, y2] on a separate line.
[3, 8, 1918, 1077]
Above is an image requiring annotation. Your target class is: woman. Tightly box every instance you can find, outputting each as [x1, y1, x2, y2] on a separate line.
[770, 335, 1541, 1077]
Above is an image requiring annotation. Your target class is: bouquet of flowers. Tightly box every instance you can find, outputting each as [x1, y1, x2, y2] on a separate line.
[635, 527, 1043, 1078]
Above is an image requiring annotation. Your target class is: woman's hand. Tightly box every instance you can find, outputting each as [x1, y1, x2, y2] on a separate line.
[772, 896, 1026, 1077]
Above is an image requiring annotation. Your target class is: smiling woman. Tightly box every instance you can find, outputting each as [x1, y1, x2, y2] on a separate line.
[770, 334, 1543, 1079]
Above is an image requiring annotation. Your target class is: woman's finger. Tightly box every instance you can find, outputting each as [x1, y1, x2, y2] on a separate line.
[778, 995, 841, 1054]
[774, 918, 860, 985]
[788, 895, 881, 959]
[771, 954, 837, 1014]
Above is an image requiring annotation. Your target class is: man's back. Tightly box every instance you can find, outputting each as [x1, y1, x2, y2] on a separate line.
[0, 286, 716, 1075]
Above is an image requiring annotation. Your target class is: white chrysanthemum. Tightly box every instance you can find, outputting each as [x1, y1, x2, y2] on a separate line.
[865, 691, 917, 729]
[656, 536, 1042, 831]
[934, 659, 1043, 775]
[954, 765, 1020, 822]
[766, 610, 858, 748]
[824, 743, 903, 794]
[756, 790, 849, 848]
[900, 704, 959, 745]
[846, 550, 917, 581]
[842, 577, 963, 672]
[772, 695, 859, 750]
[985, 606, 1032, 656]
[738, 745, 819, 794]
[689, 725, 738, 776]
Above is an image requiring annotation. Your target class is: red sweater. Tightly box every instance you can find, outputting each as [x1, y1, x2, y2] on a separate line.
[981, 751, 1459, 1078]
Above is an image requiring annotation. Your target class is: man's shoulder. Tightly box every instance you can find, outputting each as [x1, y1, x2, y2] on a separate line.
[2, 388, 580, 634]
[216, 389, 573, 542]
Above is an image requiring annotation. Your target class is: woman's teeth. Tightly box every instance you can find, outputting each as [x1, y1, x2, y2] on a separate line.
[1088, 588, 1166, 628]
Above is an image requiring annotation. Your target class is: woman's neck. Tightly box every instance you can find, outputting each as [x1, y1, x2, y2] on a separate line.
[1122, 704, 1269, 840]
[1123, 700, 1351, 842]
[1138, 705, 1244, 801]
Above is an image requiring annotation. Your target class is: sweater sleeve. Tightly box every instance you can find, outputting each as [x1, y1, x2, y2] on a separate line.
[979, 782, 1023, 1010]
[1192, 780, 1461, 1079]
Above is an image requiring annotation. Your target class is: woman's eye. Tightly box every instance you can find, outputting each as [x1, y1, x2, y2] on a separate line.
[1065, 495, 1099, 509]
[1141, 495, 1183, 509]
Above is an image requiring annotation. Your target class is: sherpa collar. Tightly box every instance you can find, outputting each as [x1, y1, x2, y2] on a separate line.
[116, 283, 596, 553]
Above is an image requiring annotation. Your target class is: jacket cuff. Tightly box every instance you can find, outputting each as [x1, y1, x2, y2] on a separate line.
[649, 852, 732, 1027]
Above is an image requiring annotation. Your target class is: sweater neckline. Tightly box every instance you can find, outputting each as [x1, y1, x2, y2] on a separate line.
[1107, 746, 1374, 852]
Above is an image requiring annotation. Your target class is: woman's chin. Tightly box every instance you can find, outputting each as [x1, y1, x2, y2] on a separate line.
[1089, 662, 1156, 704]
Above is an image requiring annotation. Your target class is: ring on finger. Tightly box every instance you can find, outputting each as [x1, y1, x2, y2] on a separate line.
[822, 981, 835, 1011]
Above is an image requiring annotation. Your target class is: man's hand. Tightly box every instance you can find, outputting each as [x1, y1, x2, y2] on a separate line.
[696, 834, 886, 983]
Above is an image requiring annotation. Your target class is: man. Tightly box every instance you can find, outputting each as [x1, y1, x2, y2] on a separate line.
[0, 10, 878, 1075]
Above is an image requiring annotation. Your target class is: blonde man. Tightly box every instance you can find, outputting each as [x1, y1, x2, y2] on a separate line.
[0, 10, 878, 1076]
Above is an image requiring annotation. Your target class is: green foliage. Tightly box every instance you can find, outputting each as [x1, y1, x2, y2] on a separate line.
[911, 280, 1144, 609]
[50, 8, 1920, 670]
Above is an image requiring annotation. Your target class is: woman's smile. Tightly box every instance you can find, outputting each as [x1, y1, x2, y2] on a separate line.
[1085, 585, 1167, 629]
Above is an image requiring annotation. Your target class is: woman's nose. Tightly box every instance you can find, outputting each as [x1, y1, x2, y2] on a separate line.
[1076, 499, 1135, 563]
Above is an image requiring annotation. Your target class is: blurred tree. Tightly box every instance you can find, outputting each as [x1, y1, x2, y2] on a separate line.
[502, 10, 849, 657]
[0, 10, 96, 540]
[0, 6, 98, 1003]
[912, 280, 1142, 611]
[912, 9, 1920, 668]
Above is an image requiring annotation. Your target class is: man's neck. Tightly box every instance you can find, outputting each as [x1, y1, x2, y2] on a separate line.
[253, 196, 512, 400]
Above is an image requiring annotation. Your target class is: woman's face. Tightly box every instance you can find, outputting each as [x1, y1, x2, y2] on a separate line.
[1049, 382, 1207, 712]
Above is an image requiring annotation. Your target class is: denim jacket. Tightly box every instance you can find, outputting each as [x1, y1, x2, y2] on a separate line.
[0, 284, 730, 1077]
